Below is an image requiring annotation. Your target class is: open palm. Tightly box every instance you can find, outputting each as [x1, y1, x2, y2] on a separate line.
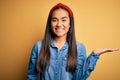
[94, 48, 119, 55]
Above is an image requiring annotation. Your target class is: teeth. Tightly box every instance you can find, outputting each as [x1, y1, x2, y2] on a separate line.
[55, 27, 64, 31]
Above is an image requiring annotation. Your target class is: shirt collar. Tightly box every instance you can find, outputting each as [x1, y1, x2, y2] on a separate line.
[50, 39, 68, 50]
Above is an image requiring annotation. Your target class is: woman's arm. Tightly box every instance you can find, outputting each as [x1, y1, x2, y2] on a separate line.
[76, 42, 99, 80]
[82, 48, 119, 80]
[27, 43, 39, 80]
[77, 42, 119, 80]
[82, 52, 99, 80]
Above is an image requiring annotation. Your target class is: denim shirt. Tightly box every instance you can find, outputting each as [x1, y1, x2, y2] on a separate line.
[27, 40, 99, 80]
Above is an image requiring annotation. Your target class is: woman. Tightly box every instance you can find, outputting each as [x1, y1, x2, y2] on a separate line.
[27, 3, 118, 80]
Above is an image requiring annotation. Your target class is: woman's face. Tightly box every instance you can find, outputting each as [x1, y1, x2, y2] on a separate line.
[51, 8, 70, 38]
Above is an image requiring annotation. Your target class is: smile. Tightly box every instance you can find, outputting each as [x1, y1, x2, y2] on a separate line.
[55, 27, 64, 32]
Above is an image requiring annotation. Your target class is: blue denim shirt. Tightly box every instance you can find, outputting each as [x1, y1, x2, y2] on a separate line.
[27, 40, 99, 80]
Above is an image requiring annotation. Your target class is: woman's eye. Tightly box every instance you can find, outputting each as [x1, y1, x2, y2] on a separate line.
[52, 19, 57, 22]
[62, 20, 66, 22]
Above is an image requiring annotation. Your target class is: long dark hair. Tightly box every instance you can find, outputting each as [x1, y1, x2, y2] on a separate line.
[36, 4, 77, 74]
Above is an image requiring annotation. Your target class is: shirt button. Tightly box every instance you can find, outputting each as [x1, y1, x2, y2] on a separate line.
[55, 60, 58, 62]
[55, 72, 58, 75]
[64, 57, 67, 60]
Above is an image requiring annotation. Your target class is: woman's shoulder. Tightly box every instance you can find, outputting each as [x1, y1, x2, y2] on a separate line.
[36, 40, 42, 45]
[31, 40, 42, 55]
[32, 40, 42, 51]
[76, 41, 86, 57]
[76, 41, 86, 49]
[35, 40, 42, 48]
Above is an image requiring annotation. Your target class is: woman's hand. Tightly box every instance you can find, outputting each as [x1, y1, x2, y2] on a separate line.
[94, 48, 119, 55]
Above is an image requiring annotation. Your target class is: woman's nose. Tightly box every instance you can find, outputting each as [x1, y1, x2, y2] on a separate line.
[57, 20, 62, 27]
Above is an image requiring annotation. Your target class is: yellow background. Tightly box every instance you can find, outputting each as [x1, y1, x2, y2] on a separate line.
[0, 0, 120, 80]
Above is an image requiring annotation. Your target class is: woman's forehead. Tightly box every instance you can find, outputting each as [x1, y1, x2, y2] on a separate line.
[51, 9, 69, 18]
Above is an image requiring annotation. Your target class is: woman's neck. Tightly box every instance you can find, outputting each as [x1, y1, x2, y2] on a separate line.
[54, 36, 67, 51]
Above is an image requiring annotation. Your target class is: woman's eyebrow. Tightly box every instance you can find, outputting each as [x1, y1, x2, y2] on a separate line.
[61, 16, 68, 19]
[51, 16, 68, 19]
[51, 17, 57, 19]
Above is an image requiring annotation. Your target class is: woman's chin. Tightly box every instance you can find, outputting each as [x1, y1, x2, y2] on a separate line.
[55, 34, 66, 38]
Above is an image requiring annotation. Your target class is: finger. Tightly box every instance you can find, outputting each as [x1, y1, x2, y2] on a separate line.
[107, 48, 119, 51]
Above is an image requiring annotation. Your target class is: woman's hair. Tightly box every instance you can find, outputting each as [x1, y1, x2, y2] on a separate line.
[36, 3, 77, 74]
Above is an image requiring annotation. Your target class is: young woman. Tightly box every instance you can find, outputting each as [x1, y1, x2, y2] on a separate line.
[27, 3, 118, 80]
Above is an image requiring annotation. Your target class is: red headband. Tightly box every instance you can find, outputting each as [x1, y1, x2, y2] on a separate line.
[49, 3, 73, 17]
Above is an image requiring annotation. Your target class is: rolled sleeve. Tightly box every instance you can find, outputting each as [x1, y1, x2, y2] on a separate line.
[76, 42, 100, 80]
[83, 51, 100, 80]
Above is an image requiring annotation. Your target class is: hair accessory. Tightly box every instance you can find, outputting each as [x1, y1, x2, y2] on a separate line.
[49, 3, 73, 17]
